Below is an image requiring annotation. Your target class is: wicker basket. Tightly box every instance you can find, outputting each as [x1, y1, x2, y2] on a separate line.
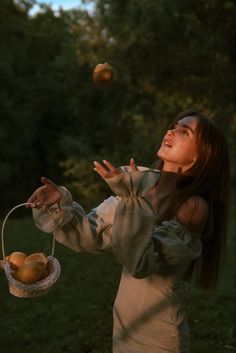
[1, 203, 61, 298]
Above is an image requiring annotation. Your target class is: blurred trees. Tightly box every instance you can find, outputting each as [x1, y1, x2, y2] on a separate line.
[0, 0, 235, 214]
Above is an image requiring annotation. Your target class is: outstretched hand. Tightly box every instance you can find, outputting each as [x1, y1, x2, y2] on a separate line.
[26, 177, 62, 209]
[26, 159, 138, 208]
[93, 158, 138, 179]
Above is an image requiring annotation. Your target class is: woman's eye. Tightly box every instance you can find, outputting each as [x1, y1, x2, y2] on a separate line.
[181, 128, 189, 136]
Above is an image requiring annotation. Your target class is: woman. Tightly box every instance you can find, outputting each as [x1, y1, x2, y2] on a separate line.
[27, 109, 230, 353]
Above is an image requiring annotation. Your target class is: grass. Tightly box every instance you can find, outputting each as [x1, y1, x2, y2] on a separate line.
[0, 202, 235, 353]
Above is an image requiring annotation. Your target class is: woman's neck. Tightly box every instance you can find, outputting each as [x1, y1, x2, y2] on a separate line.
[155, 170, 193, 218]
[156, 170, 182, 199]
[146, 171, 181, 213]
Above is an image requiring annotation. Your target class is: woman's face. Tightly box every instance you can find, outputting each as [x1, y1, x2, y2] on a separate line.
[157, 116, 199, 173]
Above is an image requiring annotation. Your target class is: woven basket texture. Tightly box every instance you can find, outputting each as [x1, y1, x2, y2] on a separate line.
[3, 255, 61, 298]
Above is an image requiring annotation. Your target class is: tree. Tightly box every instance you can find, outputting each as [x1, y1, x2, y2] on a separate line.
[0, 0, 234, 215]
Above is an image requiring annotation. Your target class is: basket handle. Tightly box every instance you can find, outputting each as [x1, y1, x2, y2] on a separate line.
[1, 203, 56, 260]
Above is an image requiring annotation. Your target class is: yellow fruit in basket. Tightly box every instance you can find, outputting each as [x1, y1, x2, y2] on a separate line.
[24, 252, 48, 270]
[13, 262, 44, 284]
[40, 268, 50, 280]
[8, 252, 27, 270]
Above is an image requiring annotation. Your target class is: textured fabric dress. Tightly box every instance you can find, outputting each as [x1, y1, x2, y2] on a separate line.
[33, 166, 202, 353]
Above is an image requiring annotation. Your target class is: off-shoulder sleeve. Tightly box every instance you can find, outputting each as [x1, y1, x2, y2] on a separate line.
[105, 169, 202, 278]
[32, 187, 119, 254]
[130, 219, 202, 278]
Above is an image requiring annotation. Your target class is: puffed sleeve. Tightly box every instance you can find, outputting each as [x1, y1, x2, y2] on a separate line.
[105, 169, 202, 278]
[32, 187, 119, 254]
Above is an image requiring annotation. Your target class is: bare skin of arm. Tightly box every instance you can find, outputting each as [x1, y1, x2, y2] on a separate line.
[176, 196, 209, 234]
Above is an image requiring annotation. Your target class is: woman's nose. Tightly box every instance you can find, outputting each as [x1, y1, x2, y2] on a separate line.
[167, 128, 174, 136]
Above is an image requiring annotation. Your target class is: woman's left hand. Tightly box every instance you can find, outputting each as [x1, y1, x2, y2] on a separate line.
[93, 158, 138, 179]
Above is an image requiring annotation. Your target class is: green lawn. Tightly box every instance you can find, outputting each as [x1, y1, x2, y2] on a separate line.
[0, 205, 235, 353]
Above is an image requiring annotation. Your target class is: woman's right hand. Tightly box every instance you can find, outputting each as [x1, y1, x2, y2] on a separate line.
[26, 177, 62, 209]
[93, 158, 138, 179]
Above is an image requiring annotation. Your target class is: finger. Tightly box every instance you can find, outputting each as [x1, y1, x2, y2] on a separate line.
[27, 200, 42, 209]
[41, 176, 48, 185]
[26, 193, 38, 206]
[41, 176, 57, 188]
[103, 160, 117, 173]
[35, 201, 43, 209]
[25, 202, 35, 208]
[130, 158, 138, 171]
[93, 166, 107, 178]
[103, 160, 122, 176]
[93, 161, 109, 177]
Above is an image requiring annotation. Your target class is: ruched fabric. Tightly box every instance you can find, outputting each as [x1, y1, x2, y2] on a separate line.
[32, 166, 202, 352]
[105, 167, 202, 353]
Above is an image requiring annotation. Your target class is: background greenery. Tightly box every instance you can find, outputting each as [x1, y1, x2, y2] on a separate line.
[0, 0, 235, 214]
[0, 0, 235, 352]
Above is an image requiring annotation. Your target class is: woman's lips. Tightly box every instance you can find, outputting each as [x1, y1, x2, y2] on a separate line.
[162, 138, 172, 147]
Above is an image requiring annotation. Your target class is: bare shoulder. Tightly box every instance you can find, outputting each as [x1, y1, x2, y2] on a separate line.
[176, 196, 209, 234]
[183, 196, 209, 215]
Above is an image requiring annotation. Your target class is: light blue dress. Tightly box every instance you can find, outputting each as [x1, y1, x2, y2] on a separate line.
[33, 167, 202, 353]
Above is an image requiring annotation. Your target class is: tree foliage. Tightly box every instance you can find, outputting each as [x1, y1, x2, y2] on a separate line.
[0, 0, 234, 214]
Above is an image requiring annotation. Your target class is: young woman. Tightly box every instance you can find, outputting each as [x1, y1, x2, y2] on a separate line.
[27, 109, 230, 353]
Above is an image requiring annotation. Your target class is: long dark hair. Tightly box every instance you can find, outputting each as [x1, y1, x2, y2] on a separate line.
[155, 109, 230, 291]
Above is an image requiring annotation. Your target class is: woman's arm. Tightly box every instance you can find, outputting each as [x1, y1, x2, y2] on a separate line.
[112, 193, 205, 278]
[94, 160, 203, 278]
[27, 178, 118, 254]
[50, 194, 118, 254]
